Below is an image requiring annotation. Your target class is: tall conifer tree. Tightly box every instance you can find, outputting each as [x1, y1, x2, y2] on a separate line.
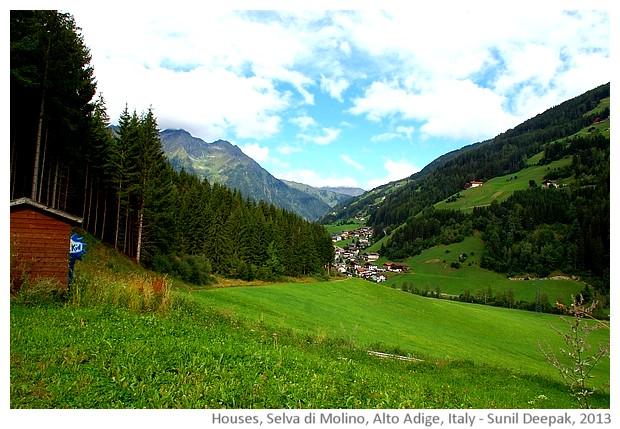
[10, 10, 95, 204]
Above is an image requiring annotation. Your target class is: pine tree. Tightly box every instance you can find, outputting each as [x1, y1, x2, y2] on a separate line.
[174, 170, 207, 255]
[109, 106, 138, 251]
[10, 10, 95, 204]
[83, 93, 113, 237]
[133, 108, 169, 263]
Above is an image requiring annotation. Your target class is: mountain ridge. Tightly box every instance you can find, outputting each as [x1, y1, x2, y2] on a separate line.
[321, 82, 610, 226]
[159, 129, 340, 220]
[280, 179, 362, 208]
[320, 185, 366, 197]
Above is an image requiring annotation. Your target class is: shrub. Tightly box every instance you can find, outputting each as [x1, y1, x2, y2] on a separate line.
[158, 253, 215, 286]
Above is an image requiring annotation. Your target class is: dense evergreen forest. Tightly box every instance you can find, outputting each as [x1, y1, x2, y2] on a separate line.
[10, 10, 334, 284]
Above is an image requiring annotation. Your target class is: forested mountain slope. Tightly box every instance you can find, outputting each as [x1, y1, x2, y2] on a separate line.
[325, 83, 610, 298]
[323, 83, 609, 230]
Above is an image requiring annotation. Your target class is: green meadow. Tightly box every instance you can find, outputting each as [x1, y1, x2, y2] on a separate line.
[325, 220, 365, 234]
[10, 234, 610, 409]
[390, 234, 584, 304]
[434, 157, 573, 213]
[189, 278, 607, 383]
[13, 296, 608, 409]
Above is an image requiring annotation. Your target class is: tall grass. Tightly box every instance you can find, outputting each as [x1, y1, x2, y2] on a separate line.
[13, 277, 67, 306]
[70, 266, 171, 313]
[54, 231, 174, 313]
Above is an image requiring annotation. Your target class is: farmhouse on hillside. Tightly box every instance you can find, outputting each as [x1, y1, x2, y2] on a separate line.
[383, 262, 409, 273]
[10, 197, 82, 291]
[464, 181, 484, 189]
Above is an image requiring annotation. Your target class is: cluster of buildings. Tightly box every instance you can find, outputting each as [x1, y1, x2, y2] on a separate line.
[331, 225, 373, 245]
[332, 226, 408, 283]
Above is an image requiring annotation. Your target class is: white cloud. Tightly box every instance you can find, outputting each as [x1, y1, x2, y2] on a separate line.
[239, 143, 270, 163]
[346, 9, 610, 141]
[371, 126, 416, 142]
[508, 53, 611, 120]
[276, 169, 360, 188]
[71, 7, 321, 141]
[298, 127, 341, 145]
[371, 132, 401, 142]
[339, 40, 352, 56]
[350, 79, 519, 141]
[418, 80, 519, 141]
[366, 159, 420, 190]
[276, 145, 302, 156]
[72, 7, 610, 142]
[290, 115, 317, 130]
[267, 156, 290, 170]
[348, 80, 410, 122]
[320, 74, 349, 101]
[494, 44, 561, 93]
[61, 6, 609, 192]
[340, 154, 365, 171]
[81, 44, 290, 141]
[396, 126, 415, 139]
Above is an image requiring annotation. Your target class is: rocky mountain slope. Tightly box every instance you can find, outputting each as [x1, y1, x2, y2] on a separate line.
[159, 129, 336, 220]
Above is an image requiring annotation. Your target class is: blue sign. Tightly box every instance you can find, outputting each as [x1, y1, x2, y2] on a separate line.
[69, 233, 87, 260]
[68, 233, 87, 285]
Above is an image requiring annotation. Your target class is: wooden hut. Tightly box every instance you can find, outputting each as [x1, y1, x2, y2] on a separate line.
[10, 197, 82, 291]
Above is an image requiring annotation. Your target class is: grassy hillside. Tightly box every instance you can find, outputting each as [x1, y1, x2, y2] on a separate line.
[362, 156, 575, 254]
[10, 234, 610, 409]
[13, 299, 609, 409]
[433, 97, 609, 215]
[434, 156, 573, 213]
[189, 279, 608, 383]
[391, 234, 584, 303]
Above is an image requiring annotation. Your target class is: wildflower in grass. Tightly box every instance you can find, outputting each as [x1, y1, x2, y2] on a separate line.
[538, 294, 609, 409]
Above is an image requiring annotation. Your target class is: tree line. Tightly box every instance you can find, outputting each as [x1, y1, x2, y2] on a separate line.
[10, 10, 334, 284]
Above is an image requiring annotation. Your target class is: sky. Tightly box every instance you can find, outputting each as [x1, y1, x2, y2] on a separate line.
[7, 1, 613, 191]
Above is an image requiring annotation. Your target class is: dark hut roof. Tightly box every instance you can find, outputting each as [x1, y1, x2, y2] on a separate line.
[10, 197, 83, 225]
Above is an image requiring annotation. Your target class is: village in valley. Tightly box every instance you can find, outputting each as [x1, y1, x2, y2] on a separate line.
[331, 175, 569, 284]
[331, 224, 408, 283]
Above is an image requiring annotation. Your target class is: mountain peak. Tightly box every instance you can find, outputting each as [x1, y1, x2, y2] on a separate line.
[159, 129, 332, 220]
[161, 128, 192, 138]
